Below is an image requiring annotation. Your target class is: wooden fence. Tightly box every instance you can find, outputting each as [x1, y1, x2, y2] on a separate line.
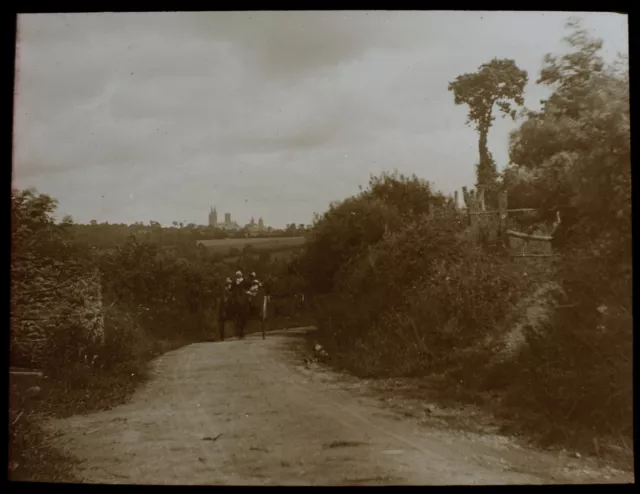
[452, 185, 561, 258]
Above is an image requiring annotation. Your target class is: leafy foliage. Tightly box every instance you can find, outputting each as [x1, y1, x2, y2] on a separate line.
[300, 171, 445, 295]
[500, 18, 632, 448]
[314, 213, 519, 377]
[11, 188, 97, 368]
[9, 411, 78, 482]
[10, 186, 309, 480]
[301, 18, 631, 458]
[299, 169, 515, 377]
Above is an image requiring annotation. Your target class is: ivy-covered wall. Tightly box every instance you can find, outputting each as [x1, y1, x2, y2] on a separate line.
[11, 257, 104, 368]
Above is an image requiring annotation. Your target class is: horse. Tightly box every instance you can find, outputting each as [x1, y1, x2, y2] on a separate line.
[217, 286, 268, 341]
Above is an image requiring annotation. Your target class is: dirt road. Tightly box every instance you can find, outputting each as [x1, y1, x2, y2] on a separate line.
[46, 328, 633, 485]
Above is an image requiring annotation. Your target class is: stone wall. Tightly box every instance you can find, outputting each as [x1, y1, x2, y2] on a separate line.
[11, 260, 104, 368]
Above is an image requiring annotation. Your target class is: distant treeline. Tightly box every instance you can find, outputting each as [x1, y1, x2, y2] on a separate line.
[61, 220, 311, 250]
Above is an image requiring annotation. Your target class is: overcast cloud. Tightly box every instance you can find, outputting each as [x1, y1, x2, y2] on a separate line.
[13, 11, 628, 227]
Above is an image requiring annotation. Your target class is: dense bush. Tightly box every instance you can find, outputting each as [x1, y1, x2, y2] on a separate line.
[316, 216, 520, 377]
[11, 188, 100, 368]
[97, 236, 223, 341]
[301, 196, 404, 295]
[301, 19, 631, 458]
[301, 170, 518, 380]
[301, 171, 446, 295]
[501, 299, 632, 448]
[11, 185, 308, 375]
[498, 19, 632, 448]
[38, 303, 187, 418]
[9, 411, 78, 482]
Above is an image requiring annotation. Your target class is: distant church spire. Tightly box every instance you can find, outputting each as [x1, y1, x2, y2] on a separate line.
[209, 206, 218, 227]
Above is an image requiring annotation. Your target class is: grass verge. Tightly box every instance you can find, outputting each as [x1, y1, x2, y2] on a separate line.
[9, 410, 79, 482]
[301, 329, 634, 472]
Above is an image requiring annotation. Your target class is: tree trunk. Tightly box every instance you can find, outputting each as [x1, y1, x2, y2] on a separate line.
[477, 126, 496, 187]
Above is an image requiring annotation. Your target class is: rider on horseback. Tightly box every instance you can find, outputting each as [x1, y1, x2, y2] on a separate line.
[218, 270, 269, 341]
[224, 276, 232, 295]
[224, 270, 248, 339]
[232, 270, 250, 302]
[247, 272, 262, 296]
[246, 272, 263, 318]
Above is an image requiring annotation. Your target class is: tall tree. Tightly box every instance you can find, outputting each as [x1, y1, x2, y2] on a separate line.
[536, 17, 606, 118]
[448, 58, 528, 199]
[507, 17, 630, 240]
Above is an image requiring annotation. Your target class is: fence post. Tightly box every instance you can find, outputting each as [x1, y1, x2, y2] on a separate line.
[467, 189, 479, 238]
[498, 190, 508, 249]
[476, 184, 486, 212]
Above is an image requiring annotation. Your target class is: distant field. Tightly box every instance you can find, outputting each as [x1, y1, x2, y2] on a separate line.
[223, 249, 298, 264]
[196, 236, 306, 256]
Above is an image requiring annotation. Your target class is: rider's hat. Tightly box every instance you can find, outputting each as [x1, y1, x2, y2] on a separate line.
[235, 270, 242, 277]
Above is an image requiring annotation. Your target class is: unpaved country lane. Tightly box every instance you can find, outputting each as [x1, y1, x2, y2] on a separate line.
[46, 328, 631, 485]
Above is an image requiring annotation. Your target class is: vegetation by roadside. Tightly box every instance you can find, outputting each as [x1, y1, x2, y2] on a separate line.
[297, 19, 631, 467]
[10, 185, 307, 482]
[10, 15, 629, 482]
[9, 411, 79, 482]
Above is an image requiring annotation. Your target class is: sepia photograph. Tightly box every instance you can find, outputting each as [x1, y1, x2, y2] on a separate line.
[10, 10, 631, 485]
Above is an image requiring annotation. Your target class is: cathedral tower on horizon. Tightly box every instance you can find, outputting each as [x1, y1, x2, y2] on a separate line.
[208, 206, 218, 227]
[207, 205, 264, 232]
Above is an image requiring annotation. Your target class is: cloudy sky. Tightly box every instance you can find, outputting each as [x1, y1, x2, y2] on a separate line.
[13, 11, 628, 228]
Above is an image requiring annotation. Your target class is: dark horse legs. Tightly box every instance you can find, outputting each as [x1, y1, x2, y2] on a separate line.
[217, 298, 228, 342]
[235, 305, 248, 339]
[218, 300, 245, 341]
[218, 298, 256, 341]
[219, 310, 225, 341]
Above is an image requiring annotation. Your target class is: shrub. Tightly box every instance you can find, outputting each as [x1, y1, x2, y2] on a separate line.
[10, 186, 307, 480]
[300, 171, 446, 295]
[498, 20, 632, 451]
[301, 196, 404, 294]
[315, 215, 519, 378]
[498, 243, 633, 448]
[9, 411, 78, 482]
